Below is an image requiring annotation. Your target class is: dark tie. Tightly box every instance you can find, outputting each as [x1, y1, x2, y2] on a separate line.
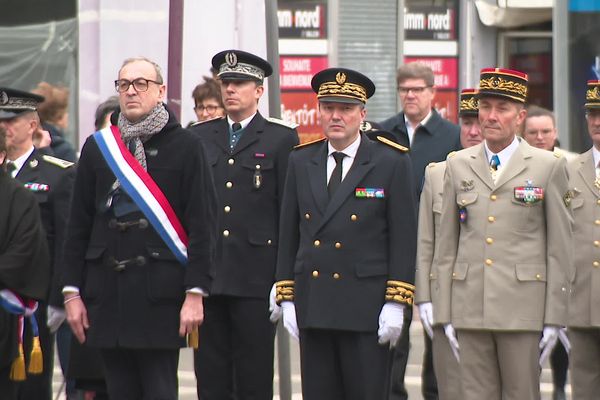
[5, 161, 16, 177]
[230, 123, 243, 150]
[128, 140, 137, 155]
[328, 152, 346, 198]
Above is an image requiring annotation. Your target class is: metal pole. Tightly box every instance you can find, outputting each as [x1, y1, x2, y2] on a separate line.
[167, 0, 184, 121]
[397, 0, 405, 113]
[553, 0, 570, 150]
[264, 2, 292, 400]
[266, 0, 282, 118]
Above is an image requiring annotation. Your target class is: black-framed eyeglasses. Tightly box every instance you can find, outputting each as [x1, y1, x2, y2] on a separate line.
[115, 78, 162, 93]
[195, 105, 221, 113]
[398, 86, 431, 95]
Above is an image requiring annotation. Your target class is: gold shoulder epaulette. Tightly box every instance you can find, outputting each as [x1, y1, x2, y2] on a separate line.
[377, 136, 409, 152]
[42, 155, 74, 169]
[294, 137, 326, 149]
[553, 150, 562, 158]
[267, 117, 299, 130]
[446, 151, 457, 159]
[428, 162, 437, 168]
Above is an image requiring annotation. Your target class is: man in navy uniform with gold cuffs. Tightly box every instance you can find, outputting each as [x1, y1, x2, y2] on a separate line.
[436, 68, 572, 400]
[191, 50, 298, 400]
[274, 68, 418, 400]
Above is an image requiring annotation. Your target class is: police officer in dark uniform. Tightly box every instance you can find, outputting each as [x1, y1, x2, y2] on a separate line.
[191, 49, 299, 400]
[274, 68, 418, 400]
[0, 87, 75, 400]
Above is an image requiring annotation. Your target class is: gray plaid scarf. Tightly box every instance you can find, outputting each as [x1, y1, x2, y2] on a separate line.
[118, 103, 169, 170]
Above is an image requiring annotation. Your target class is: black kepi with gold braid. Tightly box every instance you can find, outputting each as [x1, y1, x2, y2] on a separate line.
[311, 68, 375, 104]
[478, 68, 528, 103]
[459, 88, 478, 117]
[585, 80, 600, 109]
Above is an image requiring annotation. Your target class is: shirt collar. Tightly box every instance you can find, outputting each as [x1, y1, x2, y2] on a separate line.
[484, 136, 520, 168]
[227, 113, 256, 131]
[8, 146, 35, 176]
[328, 132, 361, 158]
[404, 109, 433, 131]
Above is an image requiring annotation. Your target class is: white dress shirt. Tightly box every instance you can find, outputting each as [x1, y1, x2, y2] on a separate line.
[7, 146, 34, 178]
[327, 133, 361, 184]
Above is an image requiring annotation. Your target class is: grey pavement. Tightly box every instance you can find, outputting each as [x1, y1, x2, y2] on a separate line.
[52, 316, 570, 399]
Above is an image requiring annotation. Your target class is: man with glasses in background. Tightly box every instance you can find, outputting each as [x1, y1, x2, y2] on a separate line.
[62, 57, 217, 399]
[380, 62, 461, 400]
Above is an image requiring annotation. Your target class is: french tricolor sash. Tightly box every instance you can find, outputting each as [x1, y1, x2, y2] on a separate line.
[0, 289, 43, 380]
[93, 126, 188, 265]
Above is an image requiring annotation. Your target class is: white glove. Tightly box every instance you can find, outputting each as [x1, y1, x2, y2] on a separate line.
[539, 325, 559, 366]
[281, 301, 299, 341]
[558, 327, 571, 353]
[47, 305, 67, 333]
[444, 324, 460, 361]
[377, 302, 404, 348]
[268, 283, 282, 323]
[418, 302, 434, 339]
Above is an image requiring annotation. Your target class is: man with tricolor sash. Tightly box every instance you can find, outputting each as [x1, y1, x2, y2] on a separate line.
[0, 125, 50, 398]
[62, 57, 217, 399]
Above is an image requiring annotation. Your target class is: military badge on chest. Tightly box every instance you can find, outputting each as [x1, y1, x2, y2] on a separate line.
[355, 188, 385, 198]
[24, 182, 49, 192]
[253, 153, 265, 190]
[458, 180, 475, 223]
[514, 179, 544, 204]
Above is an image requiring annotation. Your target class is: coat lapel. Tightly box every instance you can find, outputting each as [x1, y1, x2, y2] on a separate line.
[493, 139, 529, 190]
[306, 142, 329, 215]
[212, 119, 230, 153]
[316, 134, 374, 232]
[578, 149, 599, 198]
[468, 144, 495, 191]
[15, 150, 41, 184]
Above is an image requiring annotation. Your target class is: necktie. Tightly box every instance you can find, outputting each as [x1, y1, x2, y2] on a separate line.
[490, 154, 500, 183]
[6, 161, 16, 177]
[230, 123, 243, 150]
[328, 152, 346, 198]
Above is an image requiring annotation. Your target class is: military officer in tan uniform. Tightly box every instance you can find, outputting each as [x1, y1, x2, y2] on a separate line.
[415, 88, 482, 400]
[567, 79, 600, 400]
[435, 68, 572, 400]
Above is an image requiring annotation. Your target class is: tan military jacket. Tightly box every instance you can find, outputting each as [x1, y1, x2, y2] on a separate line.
[568, 149, 600, 328]
[415, 161, 446, 306]
[436, 139, 572, 330]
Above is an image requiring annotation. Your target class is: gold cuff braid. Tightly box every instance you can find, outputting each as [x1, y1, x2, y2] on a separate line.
[275, 280, 295, 304]
[385, 280, 415, 306]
